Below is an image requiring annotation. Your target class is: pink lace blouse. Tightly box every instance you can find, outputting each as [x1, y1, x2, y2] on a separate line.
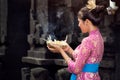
[67, 29, 104, 80]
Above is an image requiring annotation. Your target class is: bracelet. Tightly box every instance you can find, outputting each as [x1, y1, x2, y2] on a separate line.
[65, 58, 71, 64]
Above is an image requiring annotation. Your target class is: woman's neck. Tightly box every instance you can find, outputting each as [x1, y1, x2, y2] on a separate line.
[88, 25, 98, 33]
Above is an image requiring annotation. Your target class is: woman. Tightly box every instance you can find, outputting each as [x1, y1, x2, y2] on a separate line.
[47, 1, 105, 80]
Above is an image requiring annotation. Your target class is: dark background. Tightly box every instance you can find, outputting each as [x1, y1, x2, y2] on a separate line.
[3, 0, 30, 80]
[1, 0, 120, 80]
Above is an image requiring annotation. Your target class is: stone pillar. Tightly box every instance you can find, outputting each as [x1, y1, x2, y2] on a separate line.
[109, 9, 120, 80]
[28, 0, 48, 47]
[0, 1, 7, 79]
[36, 0, 48, 35]
[0, 0, 7, 44]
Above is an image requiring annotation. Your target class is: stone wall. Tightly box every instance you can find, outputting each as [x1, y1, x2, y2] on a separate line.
[0, 0, 7, 44]
[0, 0, 7, 79]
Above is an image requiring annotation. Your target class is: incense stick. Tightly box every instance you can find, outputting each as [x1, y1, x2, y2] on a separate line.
[40, 38, 47, 41]
[65, 35, 68, 42]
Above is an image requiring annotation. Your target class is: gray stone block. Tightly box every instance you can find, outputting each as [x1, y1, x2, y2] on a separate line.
[21, 67, 30, 80]
[28, 48, 47, 58]
[30, 67, 53, 80]
[55, 68, 71, 80]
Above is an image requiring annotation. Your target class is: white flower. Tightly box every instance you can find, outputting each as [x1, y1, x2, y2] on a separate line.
[86, 0, 96, 10]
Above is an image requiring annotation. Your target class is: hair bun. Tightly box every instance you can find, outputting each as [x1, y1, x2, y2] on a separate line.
[86, 0, 106, 16]
[90, 5, 105, 19]
[94, 5, 105, 13]
[78, 1, 106, 26]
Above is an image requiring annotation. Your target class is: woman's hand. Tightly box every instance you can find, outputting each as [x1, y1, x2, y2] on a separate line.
[47, 44, 64, 53]
[47, 45, 60, 53]
[47, 41, 71, 54]
[62, 43, 71, 52]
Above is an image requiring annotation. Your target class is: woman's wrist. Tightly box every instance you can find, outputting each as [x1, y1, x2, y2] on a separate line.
[66, 47, 73, 55]
[65, 57, 71, 63]
[65, 47, 70, 53]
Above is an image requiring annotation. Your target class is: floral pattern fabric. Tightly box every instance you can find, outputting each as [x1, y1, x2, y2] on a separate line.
[67, 29, 104, 80]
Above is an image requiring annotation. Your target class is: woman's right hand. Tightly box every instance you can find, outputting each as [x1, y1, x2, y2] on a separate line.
[62, 43, 71, 52]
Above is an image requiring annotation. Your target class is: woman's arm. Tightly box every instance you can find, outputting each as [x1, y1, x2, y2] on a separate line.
[67, 47, 74, 55]
[65, 46, 74, 57]
[59, 49, 72, 64]
[47, 44, 72, 64]
[67, 38, 93, 74]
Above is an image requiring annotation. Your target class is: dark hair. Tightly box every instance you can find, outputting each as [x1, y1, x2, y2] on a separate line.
[78, 5, 105, 26]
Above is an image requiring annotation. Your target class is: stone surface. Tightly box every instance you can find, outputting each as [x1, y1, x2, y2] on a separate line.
[55, 68, 71, 80]
[30, 67, 53, 80]
[0, 0, 7, 44]
[27, 48, 47, 58]
[22, 57, 67, 66]
[21, 67, 30, 80]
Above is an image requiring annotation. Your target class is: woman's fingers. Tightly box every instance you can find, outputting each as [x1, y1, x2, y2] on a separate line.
[47, 46, 59, 53]
[47, 43, 65, 53]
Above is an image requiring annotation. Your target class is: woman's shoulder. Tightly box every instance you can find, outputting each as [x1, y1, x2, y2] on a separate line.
[82, 36, 92, 43]
[82, 37, 94, 46]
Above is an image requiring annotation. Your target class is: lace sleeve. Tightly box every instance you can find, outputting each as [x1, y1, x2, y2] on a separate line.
[67, 38, 93, 74]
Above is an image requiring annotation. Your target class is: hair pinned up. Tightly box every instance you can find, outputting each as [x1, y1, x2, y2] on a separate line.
[78, 0, 106, 26]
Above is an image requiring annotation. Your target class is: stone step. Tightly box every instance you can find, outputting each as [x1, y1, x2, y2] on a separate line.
[27, 48, 47, 58]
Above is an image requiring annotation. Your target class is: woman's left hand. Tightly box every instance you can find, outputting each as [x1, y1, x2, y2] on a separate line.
[47, 44, 64, 53]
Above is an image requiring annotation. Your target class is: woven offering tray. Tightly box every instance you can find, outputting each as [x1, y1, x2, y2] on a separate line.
[46, 40, 67, 48]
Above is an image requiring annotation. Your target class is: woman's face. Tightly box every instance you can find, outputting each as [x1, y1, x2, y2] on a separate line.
[78, 18, 88, 33]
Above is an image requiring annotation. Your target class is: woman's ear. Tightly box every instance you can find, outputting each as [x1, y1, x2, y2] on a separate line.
[84, 19, 89, 26]
[85, 19, 92, 26]
[85, 19, 90, 24]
